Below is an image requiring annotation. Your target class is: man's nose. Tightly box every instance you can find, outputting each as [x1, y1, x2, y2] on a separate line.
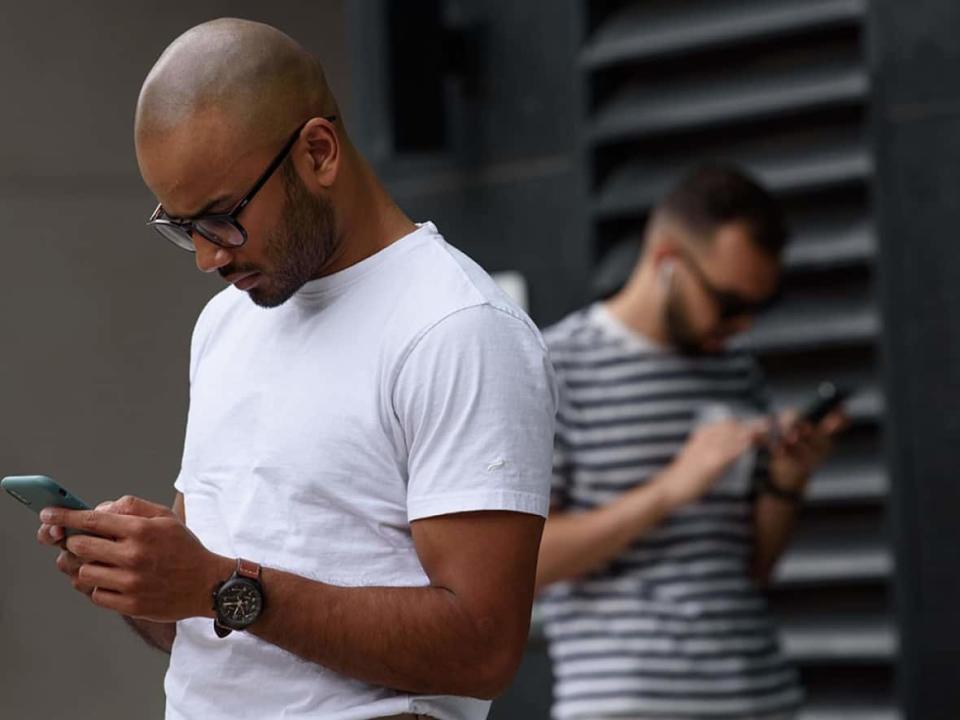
[193, 234, 232, 274]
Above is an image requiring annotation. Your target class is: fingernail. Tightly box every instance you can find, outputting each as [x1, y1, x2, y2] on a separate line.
[39, 509, 53, 522]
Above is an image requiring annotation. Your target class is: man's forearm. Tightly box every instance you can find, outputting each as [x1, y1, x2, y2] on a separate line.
[235, 563, 524, 700]
[752, 494, 801, 584]
[536, 479, 675, 592]
[124, 616, 176, 654]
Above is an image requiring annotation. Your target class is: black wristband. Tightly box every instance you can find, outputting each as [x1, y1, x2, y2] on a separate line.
[757, 474, 804, 506]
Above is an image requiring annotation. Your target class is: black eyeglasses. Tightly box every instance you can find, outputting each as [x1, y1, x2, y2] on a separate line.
[147, 115, 337, 253]
[680, 251, 781, 319]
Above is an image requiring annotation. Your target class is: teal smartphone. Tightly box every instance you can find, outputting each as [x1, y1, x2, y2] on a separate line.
[2, 475, 91, 537]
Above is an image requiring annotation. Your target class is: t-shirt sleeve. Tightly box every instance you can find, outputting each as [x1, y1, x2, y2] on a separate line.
[393, 304, 559, 522]
[174, 293, 227, 495]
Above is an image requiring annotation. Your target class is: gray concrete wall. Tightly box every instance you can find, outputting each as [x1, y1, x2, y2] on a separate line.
[0, 3, 348, 717]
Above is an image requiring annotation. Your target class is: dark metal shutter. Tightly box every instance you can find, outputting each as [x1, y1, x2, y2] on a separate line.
[579, 1, 897, 718]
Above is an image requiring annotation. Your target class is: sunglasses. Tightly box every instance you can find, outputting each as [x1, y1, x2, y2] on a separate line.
[146, 115, 337, 253]
[680, 251, 781, 319]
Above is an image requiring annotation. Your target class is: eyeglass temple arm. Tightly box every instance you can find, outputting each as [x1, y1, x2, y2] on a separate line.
[229, 115, 337, 217]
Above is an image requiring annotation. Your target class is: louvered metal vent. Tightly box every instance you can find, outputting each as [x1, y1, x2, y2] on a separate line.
[579, 1, 895, 717]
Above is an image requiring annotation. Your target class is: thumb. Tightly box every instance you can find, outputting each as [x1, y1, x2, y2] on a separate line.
[780, 409, 800, 428]
[820, 411, 850, 437]
[104, 495, 171, 518]
[743, 418, 771, 445]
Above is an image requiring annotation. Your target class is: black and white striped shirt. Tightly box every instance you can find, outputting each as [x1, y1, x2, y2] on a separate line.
[539, 303, 802, 720]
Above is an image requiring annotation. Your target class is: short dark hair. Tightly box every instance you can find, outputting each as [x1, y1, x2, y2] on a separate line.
[656, 163, 789, 255]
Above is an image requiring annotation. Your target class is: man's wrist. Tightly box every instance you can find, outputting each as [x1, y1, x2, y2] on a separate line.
[769, 469, 809, 493]
[758, 473, 806, 505]
[200, 553, 235, 619]
[643, 470, 684, 516]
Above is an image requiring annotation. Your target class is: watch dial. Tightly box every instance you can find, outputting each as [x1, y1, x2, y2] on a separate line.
[219, 580, 262, 625]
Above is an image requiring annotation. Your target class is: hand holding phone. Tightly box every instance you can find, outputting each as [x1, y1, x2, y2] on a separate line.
[762, 382, 852, 497]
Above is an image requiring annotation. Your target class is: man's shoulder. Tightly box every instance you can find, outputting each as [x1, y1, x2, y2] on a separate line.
[542, 306, 604, 355]
[386, 224, 541, 346]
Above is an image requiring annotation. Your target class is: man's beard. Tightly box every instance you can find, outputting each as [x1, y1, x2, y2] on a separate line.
[225, 160, 338, 309]
[664, 283, 713, 356]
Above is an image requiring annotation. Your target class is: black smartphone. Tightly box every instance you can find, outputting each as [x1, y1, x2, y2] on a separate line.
[799, 382, 852, 425]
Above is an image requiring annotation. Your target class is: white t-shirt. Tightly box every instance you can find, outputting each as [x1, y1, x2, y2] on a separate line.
[164, 222, 557, 720]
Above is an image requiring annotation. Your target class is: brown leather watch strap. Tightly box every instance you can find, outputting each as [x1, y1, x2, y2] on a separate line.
[236, 557, 261, 580]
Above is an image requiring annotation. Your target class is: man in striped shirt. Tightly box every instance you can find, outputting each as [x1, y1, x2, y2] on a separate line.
[536, 165, 846, 720]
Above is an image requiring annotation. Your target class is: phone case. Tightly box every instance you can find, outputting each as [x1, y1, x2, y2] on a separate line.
[2, 475, 91, 536]
[801, 382, 852, 424]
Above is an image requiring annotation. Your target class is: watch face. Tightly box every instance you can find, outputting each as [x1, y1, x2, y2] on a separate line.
[217, 578, 263, 628]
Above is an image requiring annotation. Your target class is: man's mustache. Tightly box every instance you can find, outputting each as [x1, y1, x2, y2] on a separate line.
[219, 264, 261, 280]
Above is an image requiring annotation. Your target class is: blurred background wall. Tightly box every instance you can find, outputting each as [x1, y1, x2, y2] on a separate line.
[2, 1, 959, 719]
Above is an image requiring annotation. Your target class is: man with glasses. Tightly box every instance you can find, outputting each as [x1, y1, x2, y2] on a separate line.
[36, 18, 557, 720]
[536, 165, 846, 720]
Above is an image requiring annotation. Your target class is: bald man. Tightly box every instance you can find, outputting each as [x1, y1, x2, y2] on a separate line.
[36, 18, 557, 720]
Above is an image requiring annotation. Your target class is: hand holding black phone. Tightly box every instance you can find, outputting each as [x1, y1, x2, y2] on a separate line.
[767, 381, 852, 446]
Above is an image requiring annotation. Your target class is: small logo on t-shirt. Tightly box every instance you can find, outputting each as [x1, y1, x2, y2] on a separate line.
[486, 458, 506, 472]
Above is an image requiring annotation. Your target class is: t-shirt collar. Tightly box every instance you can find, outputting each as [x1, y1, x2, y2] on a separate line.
[294, 221, 438, 301]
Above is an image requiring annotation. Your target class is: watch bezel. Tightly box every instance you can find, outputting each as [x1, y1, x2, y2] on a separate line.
[214, 575, 264, 630]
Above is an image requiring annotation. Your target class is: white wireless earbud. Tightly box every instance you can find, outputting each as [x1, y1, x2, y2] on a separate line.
[659, 259, 676, 288]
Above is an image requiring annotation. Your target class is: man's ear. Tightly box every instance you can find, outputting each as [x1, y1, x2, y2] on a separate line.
[657, 257, 677, 289]
[651, 228, 690, 291]
[297, 116, 340, 190]
[648, 235, 680, 282]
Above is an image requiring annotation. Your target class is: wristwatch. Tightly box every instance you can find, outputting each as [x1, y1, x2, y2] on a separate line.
[212, 558, 265, 638]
